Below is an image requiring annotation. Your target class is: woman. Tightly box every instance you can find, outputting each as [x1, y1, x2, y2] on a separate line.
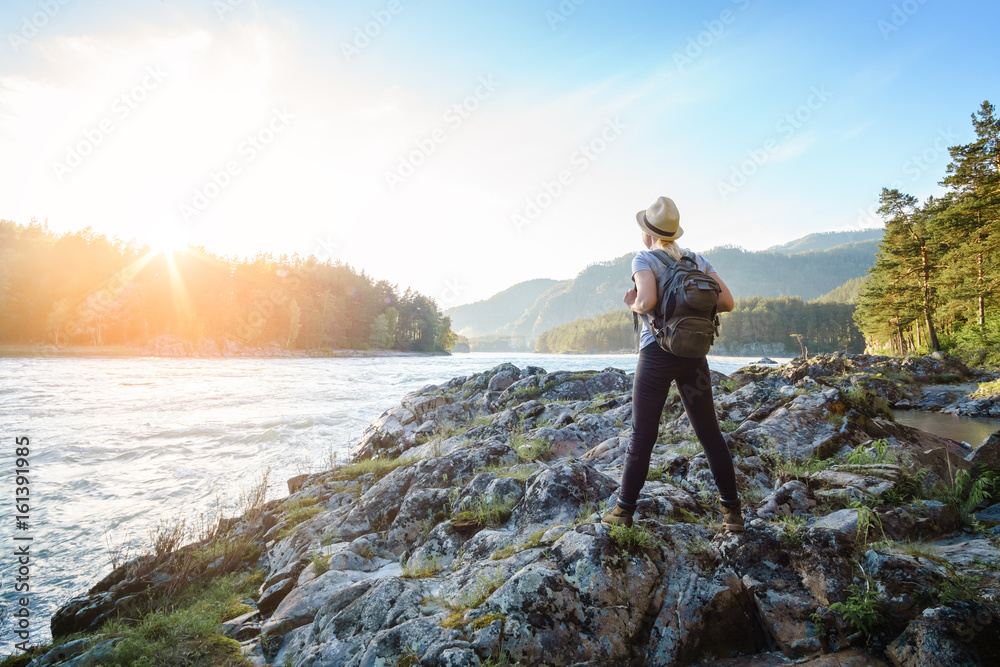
[601, 196, 743, 532]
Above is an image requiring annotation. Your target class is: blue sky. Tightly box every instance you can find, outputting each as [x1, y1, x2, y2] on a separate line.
[0, 0, 997, 307]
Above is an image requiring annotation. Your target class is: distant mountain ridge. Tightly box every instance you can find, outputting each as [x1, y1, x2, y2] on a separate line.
[767, 228, 883, 254]
[447, 229, 883, 340]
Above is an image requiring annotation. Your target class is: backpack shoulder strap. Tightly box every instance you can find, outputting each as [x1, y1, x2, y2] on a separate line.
[678, 249, 700, 267]
[649, 249, 677, 270]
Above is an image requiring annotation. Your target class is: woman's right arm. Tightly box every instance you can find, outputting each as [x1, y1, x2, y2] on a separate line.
[711, 272, 735, 313]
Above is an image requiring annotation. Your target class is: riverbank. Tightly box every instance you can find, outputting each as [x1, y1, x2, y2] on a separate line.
[18, 352, 1000, 666]
[0, 343, 448, 359]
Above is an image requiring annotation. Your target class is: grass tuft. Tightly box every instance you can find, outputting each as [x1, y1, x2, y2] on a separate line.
[608, 523, 658, 553]
[326, 456, 410, 483]
[98, 570, 262, 667]
[401, 555, 442, 579]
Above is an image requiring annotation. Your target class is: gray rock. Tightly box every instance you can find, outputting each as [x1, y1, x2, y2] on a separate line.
[741, 390, 867, 460]
[975, 502, 1000, 524]
[969, 430, 1000, 467]
[257, 575, 297, 616]
[812, 509, 859, 539]
[261, 567, 367, 638]
[386, 487, 452, 555]
[516, 460, 617, 530]
[271, 622, 313, 667]
[583, 368, 631, 396]
[541, 378, 591, 402]
[29, 638, 92, 667]
[307, 578, 427, 664]
[886, 603, 999, 666]
[354, 616, 461, 667]
[218, 609, 260, 639]
[487, 369, 519, 392]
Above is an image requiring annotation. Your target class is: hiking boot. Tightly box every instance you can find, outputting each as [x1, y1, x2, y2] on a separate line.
[723, 502, 744, 533]
[601, 502, 635, 527]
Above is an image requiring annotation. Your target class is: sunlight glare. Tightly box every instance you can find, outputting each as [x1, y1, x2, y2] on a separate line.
[148, 223, 189, 255]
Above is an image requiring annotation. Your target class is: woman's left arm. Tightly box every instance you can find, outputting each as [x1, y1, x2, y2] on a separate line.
[626, 269, 657, 314]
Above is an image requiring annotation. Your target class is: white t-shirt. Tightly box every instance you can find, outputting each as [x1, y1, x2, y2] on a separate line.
[631, 249, 716, 349]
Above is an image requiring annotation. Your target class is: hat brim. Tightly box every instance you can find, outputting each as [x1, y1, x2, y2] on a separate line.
[636, 210, 683, 241]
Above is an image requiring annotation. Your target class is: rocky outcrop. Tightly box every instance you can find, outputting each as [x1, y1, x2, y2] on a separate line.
[44, 353, 1000, 666]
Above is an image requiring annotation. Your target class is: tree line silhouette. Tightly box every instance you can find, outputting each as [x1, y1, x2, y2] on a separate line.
[0, 222, 456, 353]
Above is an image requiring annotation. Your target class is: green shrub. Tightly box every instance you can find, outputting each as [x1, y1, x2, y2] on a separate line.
[474, 463, 535, 480]
[459, 568, 506, 608]
[843, 386, 893, 420]
[646, 464, 669, 482]
[760, 449, 831, 481]
[772, 515, 807, 548]
[608, 523, 658, 553]
[934, 466, 999, 520]
[472, 495, 519, 527]
[326, 456, 409, 483]
[102, 570, 261, 666]
[309, 552, 331, 575]
[826, 579, 886, 639]
[842, 439, 899, 467]
[972, 378, 1000, 399]
[401, 556, 442, 579]
[514, 439, 554, 462]
[277, 497, 324, 538]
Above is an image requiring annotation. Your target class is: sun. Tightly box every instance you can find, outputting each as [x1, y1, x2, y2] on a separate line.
[147, 225, 189, 255]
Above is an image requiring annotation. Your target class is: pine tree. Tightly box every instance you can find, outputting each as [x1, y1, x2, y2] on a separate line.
[939, 100, 1000, 329]
[874, 189, 945, 351]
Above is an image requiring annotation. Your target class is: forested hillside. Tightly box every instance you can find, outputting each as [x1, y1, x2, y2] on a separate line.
[448, 233, 879, 343]
[855, 100, 1000, 362]
[535, 297, 863, 355]
[0, 221, 455, 352]
[447, 278, 564, 338]
[813, 276, 870, 304]
[704, 241, 878, 301]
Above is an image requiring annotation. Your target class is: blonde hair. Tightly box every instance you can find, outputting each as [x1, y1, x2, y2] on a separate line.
[652, 237, 684, 261]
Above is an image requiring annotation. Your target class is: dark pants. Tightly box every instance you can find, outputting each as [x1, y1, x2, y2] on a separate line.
[619, 343, 739, 507]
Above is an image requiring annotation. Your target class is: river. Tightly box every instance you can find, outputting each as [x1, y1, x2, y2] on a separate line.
[0, 351, 777, 649]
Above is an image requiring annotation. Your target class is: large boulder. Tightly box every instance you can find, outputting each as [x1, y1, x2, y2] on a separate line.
[885, 603, 1000, 666]
[969, 430, 1000, 468]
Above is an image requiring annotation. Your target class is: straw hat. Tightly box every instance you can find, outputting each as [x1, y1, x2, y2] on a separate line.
[636, 196, 683, 241]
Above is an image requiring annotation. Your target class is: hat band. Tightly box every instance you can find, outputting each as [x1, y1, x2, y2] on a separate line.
[644, 214, 679, 238]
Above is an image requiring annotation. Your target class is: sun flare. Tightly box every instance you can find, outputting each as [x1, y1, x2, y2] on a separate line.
[147, 225, 189, 256]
